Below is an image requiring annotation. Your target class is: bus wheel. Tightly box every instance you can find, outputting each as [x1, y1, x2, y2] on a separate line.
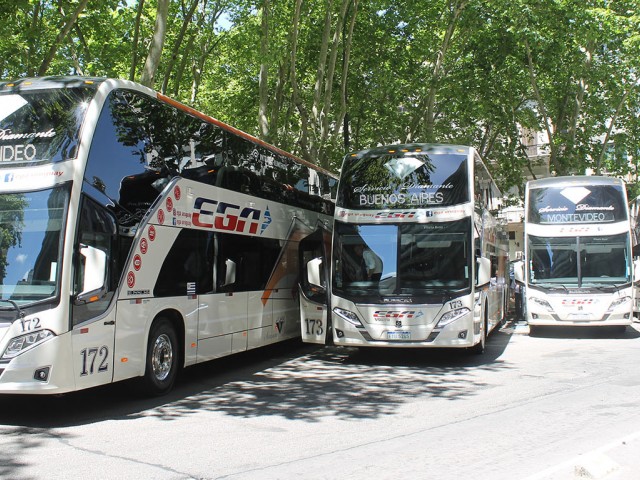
[470, 307, 488, 355]
[142, 317, 179, 396]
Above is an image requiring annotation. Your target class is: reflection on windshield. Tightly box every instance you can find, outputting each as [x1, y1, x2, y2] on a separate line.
[337, 150, 469, 210]
[529, 233, 630, 288]
[0, 186, 68, 304]
[333, 219, 471, 300]
[0, 87, 93, 165]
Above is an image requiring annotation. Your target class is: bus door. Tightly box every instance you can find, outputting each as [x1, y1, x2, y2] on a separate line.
[71, 198, 118, 390]
[299, 227, 332, 344]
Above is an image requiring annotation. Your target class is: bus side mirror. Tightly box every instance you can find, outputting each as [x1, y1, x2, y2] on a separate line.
[513, 260, 525, 284]
[223, 259, 236, 286]
[307, 257, 325, 290]
[634, 259, 640, 284]
[76, 245, 107, 304]
[476, 257, 491, 287]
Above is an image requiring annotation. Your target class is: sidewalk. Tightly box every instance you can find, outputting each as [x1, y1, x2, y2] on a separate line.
[524, 430, 640, 480]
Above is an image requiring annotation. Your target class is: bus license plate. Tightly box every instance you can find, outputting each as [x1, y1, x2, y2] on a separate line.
[387, 331, 411, 340]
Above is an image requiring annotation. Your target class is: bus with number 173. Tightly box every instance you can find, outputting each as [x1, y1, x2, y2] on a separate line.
[298, 144, 508, 352]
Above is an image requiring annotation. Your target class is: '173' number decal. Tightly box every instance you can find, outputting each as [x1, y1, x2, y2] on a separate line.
[80, 346, 109, 376]
[305, 318, 324, 336]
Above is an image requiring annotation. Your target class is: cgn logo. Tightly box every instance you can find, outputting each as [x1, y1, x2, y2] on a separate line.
[372, 310, 423, 319]
[192, 197, 264, 234]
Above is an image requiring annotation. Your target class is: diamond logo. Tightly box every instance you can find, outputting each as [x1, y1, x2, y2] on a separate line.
[384, 157, 425, 180]
[560, 186, 591, 205]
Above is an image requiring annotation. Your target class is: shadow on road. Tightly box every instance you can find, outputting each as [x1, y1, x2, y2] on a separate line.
[528, 324, 640, 339]
[0, 326, 514, 429]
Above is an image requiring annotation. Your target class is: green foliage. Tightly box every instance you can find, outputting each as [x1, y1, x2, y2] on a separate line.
[2, 0, 639, 200]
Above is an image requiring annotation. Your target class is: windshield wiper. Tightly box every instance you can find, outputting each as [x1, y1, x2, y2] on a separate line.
[0, 299, 25, 321]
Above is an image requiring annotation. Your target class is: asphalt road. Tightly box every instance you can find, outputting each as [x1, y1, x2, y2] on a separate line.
[1, 318, 640, 480]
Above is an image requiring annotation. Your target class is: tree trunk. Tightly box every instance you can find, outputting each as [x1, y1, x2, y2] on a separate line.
[317, 0, 351, 169]
[161, 0, 199, 94]
[129, 0, 145, 81]
[258, 0, 270, 141]
[595, 85, 636, 174]
[289, 0, 311, 159]
[523, 37, 558, 174]
[140, 0, 170, 88]
[37, 0, 90, 76]
[405, 0, 468, 143]
[26, 1, 42, 77]
[334, 0, 358, 148]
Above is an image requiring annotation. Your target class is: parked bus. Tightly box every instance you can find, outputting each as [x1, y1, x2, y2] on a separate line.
[629, 194, 640, 317]
[0, 76, 337, 395]
[298, 144, 509, 353]
[514, 176, 635, 333]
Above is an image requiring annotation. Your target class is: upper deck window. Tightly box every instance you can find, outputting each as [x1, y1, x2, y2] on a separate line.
[0, 87, 94, 166]
[527, 184, 627, 224]
[337, 150, 469, 210]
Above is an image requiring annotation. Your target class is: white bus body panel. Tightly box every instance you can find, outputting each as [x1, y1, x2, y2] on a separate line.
[525, 288, 633, 327]
[299, 288, 329, 345]
[524, 211, 634, 327]
[329, 294, 483, 348]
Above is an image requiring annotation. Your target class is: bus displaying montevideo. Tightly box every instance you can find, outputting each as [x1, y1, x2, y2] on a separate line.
[516, 176, 635, 332]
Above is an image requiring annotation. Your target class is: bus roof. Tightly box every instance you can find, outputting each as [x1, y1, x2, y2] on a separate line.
[527, 175, 625, 189]
[345, 143, 475, 158]
[0, 76, 338, 180]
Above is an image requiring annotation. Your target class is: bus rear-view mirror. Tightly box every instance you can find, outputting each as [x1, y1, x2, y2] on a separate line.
[476, 257, 491, 287]
[513, 260, 525, 284]
[306, 257, 324, 290]
[76, 245, 107, 303]
[223, 259, 236, 286]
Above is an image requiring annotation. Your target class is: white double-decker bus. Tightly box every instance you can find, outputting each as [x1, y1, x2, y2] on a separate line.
[515, 176, 635, 333]
[299, 144, 508, 352]
[0, 76, 336, 395]
[629, 194, 640, 316]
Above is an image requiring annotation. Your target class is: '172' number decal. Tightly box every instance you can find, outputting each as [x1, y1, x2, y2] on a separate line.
[80, 346, 109, 376]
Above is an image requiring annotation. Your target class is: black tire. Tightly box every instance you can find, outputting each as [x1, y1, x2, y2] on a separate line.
[470, 309, 487, 355]
[141, 317, 179, 396]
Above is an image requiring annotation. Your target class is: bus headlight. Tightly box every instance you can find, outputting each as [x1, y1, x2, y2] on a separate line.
[436, 307, 470, 328]
[529, 297, 553, 312]
[333, 307, 363, 327]
[2, 330, 55, 360]
[607, 296, 631, 313]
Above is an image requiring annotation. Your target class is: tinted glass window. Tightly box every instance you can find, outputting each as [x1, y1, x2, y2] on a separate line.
[0, 185, 69, 306]
[528, 233, 630, 288]
[154, 229, 213, 297]
[333, 218, 471, 303]
[527, 184, 627, 224]
[338, 151, 469, 209]
[217, 232, 282, 292]
[86, 90, 167, 225]
[0, 87, 94, 166]
[72, 196, 117, 325]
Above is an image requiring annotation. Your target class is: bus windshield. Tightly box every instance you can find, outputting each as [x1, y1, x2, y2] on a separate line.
[0, 186, 68, 305]
[333, 218, 471, 301]
[337, 149, 469, 210]
[528, 233, 631, 289]
[0, 87, 94, 166]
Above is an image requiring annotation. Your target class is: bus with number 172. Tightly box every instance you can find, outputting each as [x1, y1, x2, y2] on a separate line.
[0, 76, 337, 395]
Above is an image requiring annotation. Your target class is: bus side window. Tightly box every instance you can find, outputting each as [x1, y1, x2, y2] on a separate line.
[154, 229, 211, 297]
[72, 197, 118, 326]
